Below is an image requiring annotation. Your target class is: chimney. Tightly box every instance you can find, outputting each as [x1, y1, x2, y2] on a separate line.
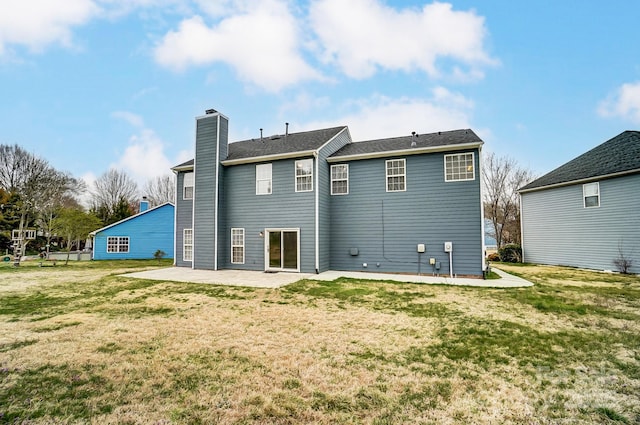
[139, 196, 149, 213]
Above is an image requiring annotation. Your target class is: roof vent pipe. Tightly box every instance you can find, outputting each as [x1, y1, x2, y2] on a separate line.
[285, 122, 289, 136]
[411, 131, 417, 148]
[260, 128, 263, 141]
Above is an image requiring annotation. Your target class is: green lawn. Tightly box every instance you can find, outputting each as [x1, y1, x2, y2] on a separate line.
[0, 261, 638, 424]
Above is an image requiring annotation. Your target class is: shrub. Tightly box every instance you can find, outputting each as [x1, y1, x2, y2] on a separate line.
[486, 253, 500, 262]
[499, 244, 522, 263]
[153, 249, 167, 260]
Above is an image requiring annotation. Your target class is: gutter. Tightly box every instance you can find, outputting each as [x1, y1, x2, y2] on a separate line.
[519, 168, 640, 193]
[221, 150, 316, 166]
[326, 142, 483, 163]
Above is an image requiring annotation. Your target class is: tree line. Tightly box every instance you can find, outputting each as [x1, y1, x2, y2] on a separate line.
[0, 144, 175, 264]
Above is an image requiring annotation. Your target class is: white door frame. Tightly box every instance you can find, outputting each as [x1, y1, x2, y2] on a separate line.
[264, 228, 300, 272]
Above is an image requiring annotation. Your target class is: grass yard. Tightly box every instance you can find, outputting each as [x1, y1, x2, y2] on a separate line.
[0, 260, 639, 424]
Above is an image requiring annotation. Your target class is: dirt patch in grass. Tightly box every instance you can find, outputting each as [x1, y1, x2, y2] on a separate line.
[0, 261, 638, 424]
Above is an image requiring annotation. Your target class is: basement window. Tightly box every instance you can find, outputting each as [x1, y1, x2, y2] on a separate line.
[231, 228, 245, 264]
[583, 182, 600, 208]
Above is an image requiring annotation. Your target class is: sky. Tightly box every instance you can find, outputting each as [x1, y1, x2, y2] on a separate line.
[1, 0, 639, 191]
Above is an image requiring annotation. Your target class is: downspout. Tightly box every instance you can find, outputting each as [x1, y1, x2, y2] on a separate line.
[478, 146, 486, 276]
[314, 151, 319, 274]
[172, 170, 177, 266]
[214, 115, 220, 270]
[519, 192, 525, 263]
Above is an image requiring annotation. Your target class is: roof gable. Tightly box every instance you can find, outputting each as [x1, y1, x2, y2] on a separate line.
[90, 202, 174, 236]
[520, 131, 640, 192]
[329, 129, 483, 159]
[225, 126, 347, 162]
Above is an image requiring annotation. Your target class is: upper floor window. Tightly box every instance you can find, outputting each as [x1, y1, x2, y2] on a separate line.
[331, 164, 349, 195]
[444, 153, 475, 182]
[183, 172, 194, 199]
[583, 182, 600, 208]
[296, 159, 313, 192]
[386, 159, 406, 192]
[107, 236, 129, 253]
[256, 163, 272, 195]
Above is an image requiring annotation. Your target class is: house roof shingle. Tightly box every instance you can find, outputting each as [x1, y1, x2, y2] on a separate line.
[329, 129, 482, 159]
[520, 130, 640, 192]
[226, 126, 347, 161]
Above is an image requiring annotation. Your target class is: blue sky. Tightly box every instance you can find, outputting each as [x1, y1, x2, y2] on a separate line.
[1, 0, 639, 189]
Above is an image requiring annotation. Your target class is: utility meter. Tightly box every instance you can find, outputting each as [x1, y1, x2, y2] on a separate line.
[444, 241, 453, 252]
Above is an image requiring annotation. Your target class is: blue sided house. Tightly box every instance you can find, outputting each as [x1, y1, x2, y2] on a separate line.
[90, 201, 175, 260]
[172, 109, 487, 277]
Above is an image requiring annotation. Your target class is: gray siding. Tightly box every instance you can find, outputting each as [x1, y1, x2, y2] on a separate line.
[330, 149, 483, 276]
[522, 173, 640, 274]
[174, 171, 193, 267]
[221, 158, 316, 273]
[317, 128, 352, 272]
[193, 114, 227, 270]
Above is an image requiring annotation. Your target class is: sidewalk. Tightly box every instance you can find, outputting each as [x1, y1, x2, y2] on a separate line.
[124, 267, 532, 288]
[311, 268, 532, 288]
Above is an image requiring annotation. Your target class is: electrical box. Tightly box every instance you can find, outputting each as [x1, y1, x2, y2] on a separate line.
[429, 258, 436, 265]
[417, 244, 426, 253]
[444, 241, 453, 252]
[350, 248, 359, 256]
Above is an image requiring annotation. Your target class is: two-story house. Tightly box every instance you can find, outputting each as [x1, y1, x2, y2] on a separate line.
[172, 109, 486, 277]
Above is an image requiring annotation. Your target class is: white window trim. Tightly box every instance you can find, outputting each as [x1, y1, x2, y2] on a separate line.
[106, 236, 129, 253]
[295, 159, 314, 192]
[385, 159, 406, 192]
[444, 152, 475, 182]
[231, 228, 245, 264]
[183, 172, 194, 200]
[331, 164, 349, 195]
[583, 182, 600, 208]
[256, 163, 272, 195]
[183, 228, 193, 262]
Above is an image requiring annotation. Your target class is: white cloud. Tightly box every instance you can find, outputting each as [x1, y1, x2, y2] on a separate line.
[111, 110, 145, 127]
[309, 0, 496, 80]
[0, 0, 99, 55]
[300, 88, 474, 141]
[598, 81, 640, 123]
[153, 0, 322, 92]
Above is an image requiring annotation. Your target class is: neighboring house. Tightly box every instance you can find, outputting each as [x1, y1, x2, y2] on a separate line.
[520, 131, 640, 274]
[172, 109, 486, 277]
[90, 201, 175, 260]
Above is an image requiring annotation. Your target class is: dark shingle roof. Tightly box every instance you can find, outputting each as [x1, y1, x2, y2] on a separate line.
[329, 129, 482, 158]
[172, 159, 194, 170]
[520, 131, 640, 192]
[225, 126, 347, 161]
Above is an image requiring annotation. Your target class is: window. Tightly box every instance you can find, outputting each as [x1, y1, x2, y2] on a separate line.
[444, 153, 475, 182]
[231, 228, 245, 264]
[583, 182, 600, 208]
[183, 229, 193, 261]
[386, 159, 406, 192]
[183, 172, 194, 200]
[295, 159, 313, 192]
[107, 236, 129, 253]
[256, 163, 272, 195]
[331, 164, 349, 195]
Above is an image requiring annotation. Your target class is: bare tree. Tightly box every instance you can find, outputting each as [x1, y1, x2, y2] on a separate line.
[0, 144, 79, 264]
[143, 174, 176, 207]
[90, 169, 139, 225]
[483, 152, 535, 249]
